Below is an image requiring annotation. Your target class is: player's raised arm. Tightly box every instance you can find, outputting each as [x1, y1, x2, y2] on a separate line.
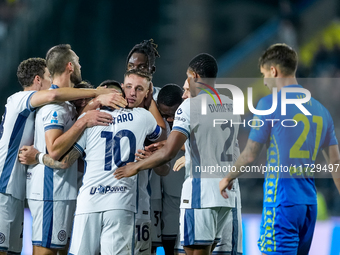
[219, 139, 264, 198]
[30, 87, 121, 108]
[45, 109, 113, 160]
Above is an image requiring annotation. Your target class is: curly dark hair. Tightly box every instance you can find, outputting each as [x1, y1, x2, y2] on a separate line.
[17, 58, 47, 88]
[188, 53, 218, 78]
[126, 39, 160, 74]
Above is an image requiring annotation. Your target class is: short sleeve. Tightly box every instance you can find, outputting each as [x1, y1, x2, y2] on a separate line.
[43, 104, 67, 132]
[74, 130, 87, 157]
[321, 109, 338, 148]
[172, 99, 190, 139]
[248, 95, 273, 144]
[144, 110, 162, 141]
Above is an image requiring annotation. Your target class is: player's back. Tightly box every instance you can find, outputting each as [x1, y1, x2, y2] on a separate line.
[0, 91, 36, 200]
[74, 107, 161, 215]
[174, 92, 241, 209]
[26, 101, 78, 201]
[249, 84, 338, 206]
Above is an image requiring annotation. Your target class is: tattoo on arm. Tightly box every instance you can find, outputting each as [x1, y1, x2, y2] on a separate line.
[43, 148, 81, 169]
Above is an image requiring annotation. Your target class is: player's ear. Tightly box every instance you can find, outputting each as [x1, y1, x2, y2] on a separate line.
[67, 62, 74, 73]
[145, 89, 149, 98]
[270, 66, 278, 77]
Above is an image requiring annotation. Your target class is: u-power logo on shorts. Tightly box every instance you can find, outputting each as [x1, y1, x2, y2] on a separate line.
[201, 84, 311, 116]
[90, 185, 128, 195]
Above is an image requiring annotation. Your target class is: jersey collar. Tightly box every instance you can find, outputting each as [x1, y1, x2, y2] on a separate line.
[50, 84, 59, 89]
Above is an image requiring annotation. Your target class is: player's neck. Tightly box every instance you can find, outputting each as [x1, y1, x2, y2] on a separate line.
[277, 77, 298, 91]
[52, 74, 73, 88]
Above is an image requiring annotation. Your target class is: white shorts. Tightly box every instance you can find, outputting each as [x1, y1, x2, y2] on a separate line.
[180, 207, 231, 247]
[27, 199, 76, 249]
[135, 218, 151, 255]
[212, 207, 243, 254]
[0, 193, 24, 254]
[150, 199, 162, 246]
[69, 210, 135, 255]
[162, 193, 180, 239]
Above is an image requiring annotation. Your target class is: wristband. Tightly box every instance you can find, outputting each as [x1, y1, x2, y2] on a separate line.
[38, 153, 45, 165]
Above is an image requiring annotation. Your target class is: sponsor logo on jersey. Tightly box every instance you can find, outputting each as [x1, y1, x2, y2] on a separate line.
[27, 172, 32, 180]
[139, 248, 149, 253]
[90, 185, 128, 195]
[51, 111, 58, 124]
[177, 108, 183, 115]
[183, 199, 189, 203]
[174, 116, 186, 122]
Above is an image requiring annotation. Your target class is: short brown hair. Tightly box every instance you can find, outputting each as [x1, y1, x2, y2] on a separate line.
[124, 69, 152, 83]
[259, 43, 298, 76]
[46, 44, 74, 78]
[17, 58, 46, 88]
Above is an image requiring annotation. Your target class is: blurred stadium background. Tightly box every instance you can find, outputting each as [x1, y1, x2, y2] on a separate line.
[1, 0, 340, 254]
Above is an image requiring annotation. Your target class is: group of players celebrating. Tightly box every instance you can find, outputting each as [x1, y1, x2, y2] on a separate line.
[0, 38, 339, 255]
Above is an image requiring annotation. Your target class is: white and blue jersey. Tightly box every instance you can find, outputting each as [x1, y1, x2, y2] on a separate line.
[0, 91, 36, 200]
[249, 84, 338, 207]
[172, 92, 241, 209]
[74, 107, 161, 215]
[26, 85, 78, 201]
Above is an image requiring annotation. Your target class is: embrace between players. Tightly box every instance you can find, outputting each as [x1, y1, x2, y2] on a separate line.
[0, 39, 339, 255]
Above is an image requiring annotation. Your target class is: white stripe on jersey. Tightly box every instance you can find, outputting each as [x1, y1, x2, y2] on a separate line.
[26, 98, 78, 201]
[74, 107, 161, 215]
[0, 91, 36, 200]
[172, 94, 241, 209]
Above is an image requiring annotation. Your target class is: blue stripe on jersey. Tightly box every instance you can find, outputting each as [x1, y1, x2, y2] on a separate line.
[191, 131, 201, 208]
[26, 91, 37, 112]
[44, 125, 64, 132]
[74, 143, 84, 157]
[43, 165, 54, 201]
[51, 84, 59, 89]
[147, 169, 152, 196]
[172, 126, 190, 139]
[147, 125, 161, 141]
[183, 209, 195, 246]
[0, 109, 30, 193]
[231, 205, 239, 255]
[42, 200, 53, 247]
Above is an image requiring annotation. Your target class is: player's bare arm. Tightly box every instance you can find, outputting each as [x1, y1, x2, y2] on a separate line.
[149, 99, 166, 129]
[114, 130, 187, 179]
[322, 144, 340, 194]
[82, 92, 127, 113]
[45, 110, 113, 160]
[18, 145, 81, 170]
[135, 149, 170, 176]
[30, 87, 121, 108]
[220, 139, 264, 198]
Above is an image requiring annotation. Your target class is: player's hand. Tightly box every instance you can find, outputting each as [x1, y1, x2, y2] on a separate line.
[145, 140, 166, 153]
[135, 149, 152, 161]
[143, 82, 154, 109]
[173, 156, 185, 171]
[82, 110, 113, 128]
[114, 163, 138, 179]
[219, 177, 234, 199]
[96, 93, 127, 109]
[18, 145, 39, 165]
